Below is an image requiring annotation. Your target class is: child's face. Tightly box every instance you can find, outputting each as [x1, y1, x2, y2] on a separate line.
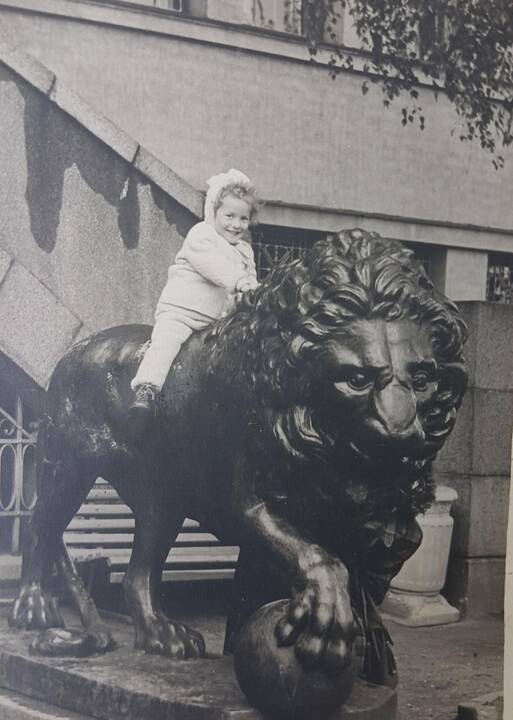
[214, 195, 251, 244]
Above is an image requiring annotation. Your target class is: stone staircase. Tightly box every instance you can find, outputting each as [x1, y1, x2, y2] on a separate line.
[0, 554, 21, 606]
[64, 479, 239, 585]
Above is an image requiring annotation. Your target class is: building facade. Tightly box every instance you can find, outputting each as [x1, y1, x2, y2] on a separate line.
[0, 0, 511, 613]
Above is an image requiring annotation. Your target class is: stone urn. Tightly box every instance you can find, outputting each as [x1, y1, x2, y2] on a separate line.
[381, 485, 460, 626]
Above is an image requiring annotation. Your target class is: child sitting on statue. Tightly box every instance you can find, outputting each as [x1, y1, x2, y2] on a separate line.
[130, 168, 260, 415]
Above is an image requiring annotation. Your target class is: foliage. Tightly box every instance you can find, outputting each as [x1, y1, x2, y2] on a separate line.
[301, 0, 513, 168]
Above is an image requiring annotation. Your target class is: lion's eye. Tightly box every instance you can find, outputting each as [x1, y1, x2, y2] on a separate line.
[412, 371, 431, 392]
[347, 372, 373, 391]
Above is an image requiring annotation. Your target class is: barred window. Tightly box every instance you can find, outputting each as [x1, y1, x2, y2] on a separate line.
[487, 253, 513, 304]
[251, 225, 324, 279]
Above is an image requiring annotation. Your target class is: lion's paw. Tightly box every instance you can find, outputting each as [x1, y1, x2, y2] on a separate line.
[29, 628, 115, 657]
[135, 616, 206, 659]
[9, 583, 64, 631]
[275, 561, 355, 675]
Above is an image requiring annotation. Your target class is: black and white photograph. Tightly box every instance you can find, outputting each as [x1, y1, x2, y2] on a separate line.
[0, 1, 510, 718]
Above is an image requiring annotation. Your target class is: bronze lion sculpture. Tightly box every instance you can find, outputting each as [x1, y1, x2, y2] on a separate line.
[10, 229, 467, 687]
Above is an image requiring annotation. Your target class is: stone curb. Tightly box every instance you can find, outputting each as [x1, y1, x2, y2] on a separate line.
[50, 78, 139, 165]
[458, 691, 503, 720]
[0, 38, 202, 220]
[0, 36, 55, 95]
[135, 146, 204, 218]
[0, 686, 92, 719]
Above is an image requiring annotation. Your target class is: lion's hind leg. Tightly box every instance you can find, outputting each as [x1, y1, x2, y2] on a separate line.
[9, 454, 95, 635]
[123, 498, 205, 659]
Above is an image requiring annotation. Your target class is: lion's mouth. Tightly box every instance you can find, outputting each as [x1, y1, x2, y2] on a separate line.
[347, 440, 411, 465]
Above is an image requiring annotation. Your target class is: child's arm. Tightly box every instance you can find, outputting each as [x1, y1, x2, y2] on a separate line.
[235, 245, 259, 292]
[182, 234, 246, 291]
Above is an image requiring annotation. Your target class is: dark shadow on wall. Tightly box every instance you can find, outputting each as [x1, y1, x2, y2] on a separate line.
[1, 68, 141, 252]
[150, 182, 197, 241]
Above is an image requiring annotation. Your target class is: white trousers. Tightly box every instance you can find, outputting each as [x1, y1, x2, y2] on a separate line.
[131, 305, 213, 391]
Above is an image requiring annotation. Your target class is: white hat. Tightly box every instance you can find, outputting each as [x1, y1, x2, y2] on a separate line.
[204, 168, 252, 226]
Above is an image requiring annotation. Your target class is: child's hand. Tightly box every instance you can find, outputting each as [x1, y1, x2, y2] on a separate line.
[236, 277, 259, 293]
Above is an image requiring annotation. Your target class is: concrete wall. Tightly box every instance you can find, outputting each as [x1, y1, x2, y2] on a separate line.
[436, 303, 513, 616]
[0, 44, 201, 387]
[0, 0, 512, 247]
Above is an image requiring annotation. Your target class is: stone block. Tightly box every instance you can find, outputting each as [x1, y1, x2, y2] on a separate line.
[444, 250, 487, 302]
[444, 557, 505, 617]
[437, 475, 509, 558]
[135, 146, 203, 219]
[435, 392, 474, 475]
[0, 37, 55, 96]
[459, 302, 513, 391]
[471, 388, 513, 476]
[457, 302, 478, 386]
[467, 476, 510, 557]
[0, 261, 81, 387]
[49, 79, 139, 164]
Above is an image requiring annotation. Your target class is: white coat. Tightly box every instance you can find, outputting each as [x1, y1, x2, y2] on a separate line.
[159, 221, 257, 319]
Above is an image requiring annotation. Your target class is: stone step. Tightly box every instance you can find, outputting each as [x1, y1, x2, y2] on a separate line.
[0, 554, 21, 605]
[0, 687, 93, 719]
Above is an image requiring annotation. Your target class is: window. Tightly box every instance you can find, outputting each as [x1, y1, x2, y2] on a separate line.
[252, 0, 302, 34]
[95, 0, 305, 35]
[252, 225, 324, 278]
[487, 253, 513, 304]
[111, 0, 183, 9]
[418, 8, 446, 59]
[185, 0, 303, 34]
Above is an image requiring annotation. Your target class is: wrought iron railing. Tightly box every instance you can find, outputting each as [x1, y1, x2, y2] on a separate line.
[254, 239, 309, 278]
[254, 235, 434, 281]
[0, 394, 38, 554]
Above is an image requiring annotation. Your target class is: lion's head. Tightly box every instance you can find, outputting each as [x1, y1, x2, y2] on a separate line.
[208, 228, 467, 517]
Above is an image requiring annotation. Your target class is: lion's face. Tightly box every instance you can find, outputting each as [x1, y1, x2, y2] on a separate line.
[315, 317, 439, 465]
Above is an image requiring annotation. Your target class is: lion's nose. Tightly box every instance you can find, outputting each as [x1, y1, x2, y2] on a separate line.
[370, 382, 425, 448]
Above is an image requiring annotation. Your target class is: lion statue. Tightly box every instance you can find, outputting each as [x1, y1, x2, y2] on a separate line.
[10, 228, 467, 688]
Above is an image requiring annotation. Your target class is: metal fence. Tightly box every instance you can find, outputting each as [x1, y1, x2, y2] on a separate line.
[0, 391, 38, 554]
[254, 238, 309, 278]
[254, 235, 435, 281]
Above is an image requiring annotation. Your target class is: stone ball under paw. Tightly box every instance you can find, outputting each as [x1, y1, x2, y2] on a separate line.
[233, 599, 355, 720]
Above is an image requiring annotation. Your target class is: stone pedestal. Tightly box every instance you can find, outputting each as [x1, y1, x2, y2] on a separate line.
[381, 486, 460, 627]
[0, 613, 397, 720]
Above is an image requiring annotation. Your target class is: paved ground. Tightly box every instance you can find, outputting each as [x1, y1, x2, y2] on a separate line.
[0, 595, 504, 720]
[159, 606, 504, 720]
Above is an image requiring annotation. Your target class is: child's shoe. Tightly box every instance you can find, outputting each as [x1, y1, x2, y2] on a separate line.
[130, 384, 159, 421]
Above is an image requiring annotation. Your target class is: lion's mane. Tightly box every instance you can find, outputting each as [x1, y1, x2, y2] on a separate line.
[206, 228, 467, 516]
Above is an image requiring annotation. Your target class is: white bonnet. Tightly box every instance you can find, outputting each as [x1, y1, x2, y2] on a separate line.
[204, 168, 253, 226]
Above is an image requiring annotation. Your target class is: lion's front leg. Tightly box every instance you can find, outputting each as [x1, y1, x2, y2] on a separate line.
[274, 544, 355, 675]
[234, 496, 355, 675]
